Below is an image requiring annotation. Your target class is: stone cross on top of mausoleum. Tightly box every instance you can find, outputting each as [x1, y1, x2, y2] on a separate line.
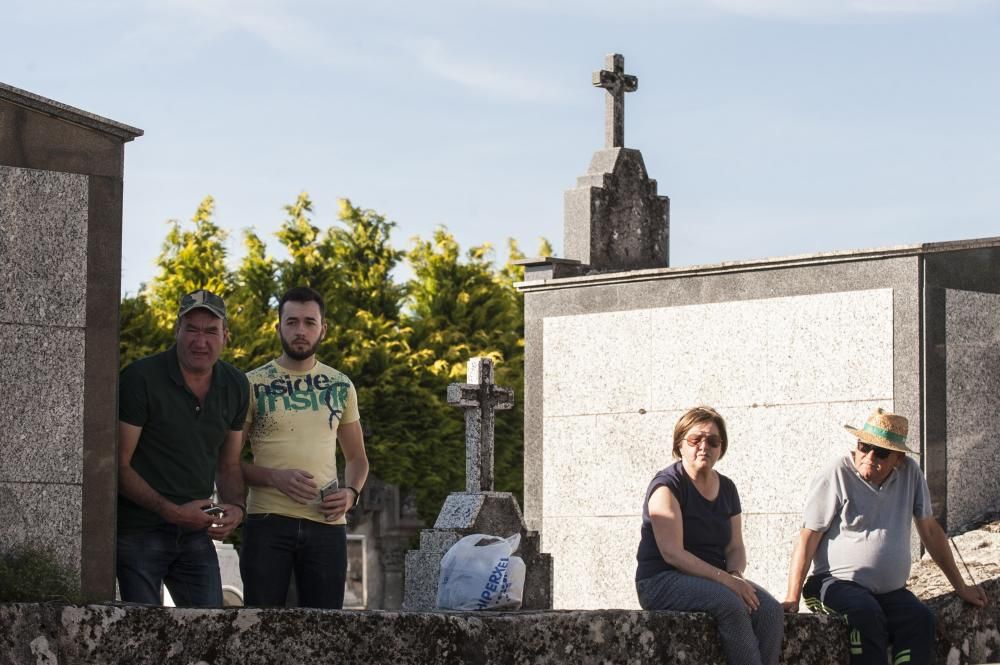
[592, 53, 638, 149]
[446, 357, 514, 493]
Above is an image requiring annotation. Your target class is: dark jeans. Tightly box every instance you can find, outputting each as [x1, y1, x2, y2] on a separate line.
[117, 524, 222, 606]
[240, 513, 347, 609]
[804, 574, 935, 665]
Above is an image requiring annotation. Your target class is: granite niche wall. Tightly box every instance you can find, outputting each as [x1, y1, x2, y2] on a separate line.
[942, 289, 1000, 530]
[518, 239, 1000, 609]
[0, 82, 142, 600]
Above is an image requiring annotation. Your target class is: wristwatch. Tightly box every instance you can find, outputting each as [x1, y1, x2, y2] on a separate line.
[346, 486, 361, 508]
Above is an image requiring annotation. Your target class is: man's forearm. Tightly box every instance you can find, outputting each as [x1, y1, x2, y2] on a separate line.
[217, 461, 246, 507]
[786, 528, 822, 600]
[923, 523, 968, 590]
[344, 456, 369, 499]
[241, 461, 276, 488]
[786, 547, 810, 600]
[119, 465, 176, 520]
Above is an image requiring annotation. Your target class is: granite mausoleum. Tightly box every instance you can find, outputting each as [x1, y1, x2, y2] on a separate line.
[516, 54, 1000, 609]
[0, 83, 142, 601]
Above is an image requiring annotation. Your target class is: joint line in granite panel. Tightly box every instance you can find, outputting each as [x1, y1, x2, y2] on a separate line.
[547, 398, 894, 418]
[0, 319, 87, 330]
[542, 511, 801, 519]
[739, 512, 801, 517]
[661, 398, 895, 411]
[737, 398, 895, 409]
[545, 410, 652, 418]
[1, 480, 84, 486]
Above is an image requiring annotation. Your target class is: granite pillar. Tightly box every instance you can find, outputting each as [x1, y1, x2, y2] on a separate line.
[0, 82, 142, 601]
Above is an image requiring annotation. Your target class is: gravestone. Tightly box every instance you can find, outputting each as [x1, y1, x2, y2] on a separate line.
[447, 357, 513, 493]
[0, 82, 142, 601]
[563, 53, 669, 273]
[517, 55, 1000, 609]
[402, 357, 552, 610]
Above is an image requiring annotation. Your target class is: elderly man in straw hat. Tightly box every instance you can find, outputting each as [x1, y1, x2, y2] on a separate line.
[782, 408, 988, 665]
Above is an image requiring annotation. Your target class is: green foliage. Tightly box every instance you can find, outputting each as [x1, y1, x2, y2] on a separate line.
[147, 196, 232, 330]
[118, 192, 550, 525]
[403, 230, 548, 503]
[227, 229, 280, 370]
[0, 547, 81, 603]
[119, 291, 171, 368]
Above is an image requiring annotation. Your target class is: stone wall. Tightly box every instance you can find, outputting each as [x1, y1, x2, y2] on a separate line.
[0, 166, 91, 582]
[0, 605, 848, 665]
[943, 289, 1000, 531]
[3, 584, 999, 665]
[519, 241, 1000, 612]
[0, 83, 141, 601]
[539, 288, 895, 607]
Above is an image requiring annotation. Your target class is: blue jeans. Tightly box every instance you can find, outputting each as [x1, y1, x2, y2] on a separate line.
[116, 524, 222, 606]
[240, 513, 347, 609]
[637, 569, 783, 665]
[804, 574, 936, 665]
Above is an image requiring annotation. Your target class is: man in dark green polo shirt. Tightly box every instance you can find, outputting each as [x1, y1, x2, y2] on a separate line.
[116, 289, 250, 606]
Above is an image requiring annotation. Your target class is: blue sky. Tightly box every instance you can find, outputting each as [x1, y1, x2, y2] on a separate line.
[5, 0, 999, 294]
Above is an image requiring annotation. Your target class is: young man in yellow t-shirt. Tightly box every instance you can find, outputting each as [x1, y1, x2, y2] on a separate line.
[240, 286, 369, 608]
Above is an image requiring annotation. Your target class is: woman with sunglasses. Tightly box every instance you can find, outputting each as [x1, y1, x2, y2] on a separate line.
[635, 406, 783, 665]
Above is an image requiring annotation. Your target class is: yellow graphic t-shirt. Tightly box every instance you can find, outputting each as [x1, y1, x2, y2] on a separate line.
[245, 359, 360, 525]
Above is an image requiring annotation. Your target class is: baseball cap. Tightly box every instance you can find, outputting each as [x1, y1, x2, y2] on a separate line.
[178, 289, 227, 320]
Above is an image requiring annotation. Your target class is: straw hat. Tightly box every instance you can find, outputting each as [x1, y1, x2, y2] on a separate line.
[844, 407, 918, 455]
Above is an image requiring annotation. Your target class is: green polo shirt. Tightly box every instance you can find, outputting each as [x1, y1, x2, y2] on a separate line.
[117, 345, 250, 532]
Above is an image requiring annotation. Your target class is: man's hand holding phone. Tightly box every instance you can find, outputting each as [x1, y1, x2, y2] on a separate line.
[319, 479, 351, 522]
[164, 499, 218, 530]
[205, 503, 243, 541]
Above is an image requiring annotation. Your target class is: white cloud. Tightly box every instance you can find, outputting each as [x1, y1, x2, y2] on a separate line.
[444, 0, 997, 21]
[699, 0, 996, 19]
[410, 39, 571, 104]
[138, 0, 356, 66]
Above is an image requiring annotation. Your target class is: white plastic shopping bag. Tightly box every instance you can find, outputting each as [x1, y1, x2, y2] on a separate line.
[436, 533, 526, 610]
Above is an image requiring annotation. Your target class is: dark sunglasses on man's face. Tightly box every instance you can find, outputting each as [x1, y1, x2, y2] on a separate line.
[857, 441, 892, 460]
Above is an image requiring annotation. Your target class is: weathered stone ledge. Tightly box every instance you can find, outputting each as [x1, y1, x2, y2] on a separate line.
[1, 591, 996, 665]
[1, 606, 843, 665]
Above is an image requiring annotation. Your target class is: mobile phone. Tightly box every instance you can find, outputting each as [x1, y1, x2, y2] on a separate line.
[202, 505, 225, 517]
[319, 479, 339, 500]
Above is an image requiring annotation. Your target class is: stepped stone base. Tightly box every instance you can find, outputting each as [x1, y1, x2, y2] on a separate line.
[403, 492, 553, 610]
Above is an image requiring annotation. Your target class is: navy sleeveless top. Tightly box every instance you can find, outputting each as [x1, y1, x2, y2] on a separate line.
[635, 460, 742, 581]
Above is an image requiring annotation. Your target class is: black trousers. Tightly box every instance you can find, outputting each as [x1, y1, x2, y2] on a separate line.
[804, 574, 935, 665]
[240, 513, 347, 609]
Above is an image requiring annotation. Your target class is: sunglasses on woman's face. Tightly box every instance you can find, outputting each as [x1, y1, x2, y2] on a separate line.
[685, 434, 722, 449]
[856, 441, 892, 460]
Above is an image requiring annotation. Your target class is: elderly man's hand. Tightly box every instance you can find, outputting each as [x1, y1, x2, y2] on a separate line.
[781, 598, 800, 613]
[957, 583, 989, 608]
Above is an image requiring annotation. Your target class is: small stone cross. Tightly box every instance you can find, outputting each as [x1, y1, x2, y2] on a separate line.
[447, 358, 514, 493]
[592, 53, 638, 149]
